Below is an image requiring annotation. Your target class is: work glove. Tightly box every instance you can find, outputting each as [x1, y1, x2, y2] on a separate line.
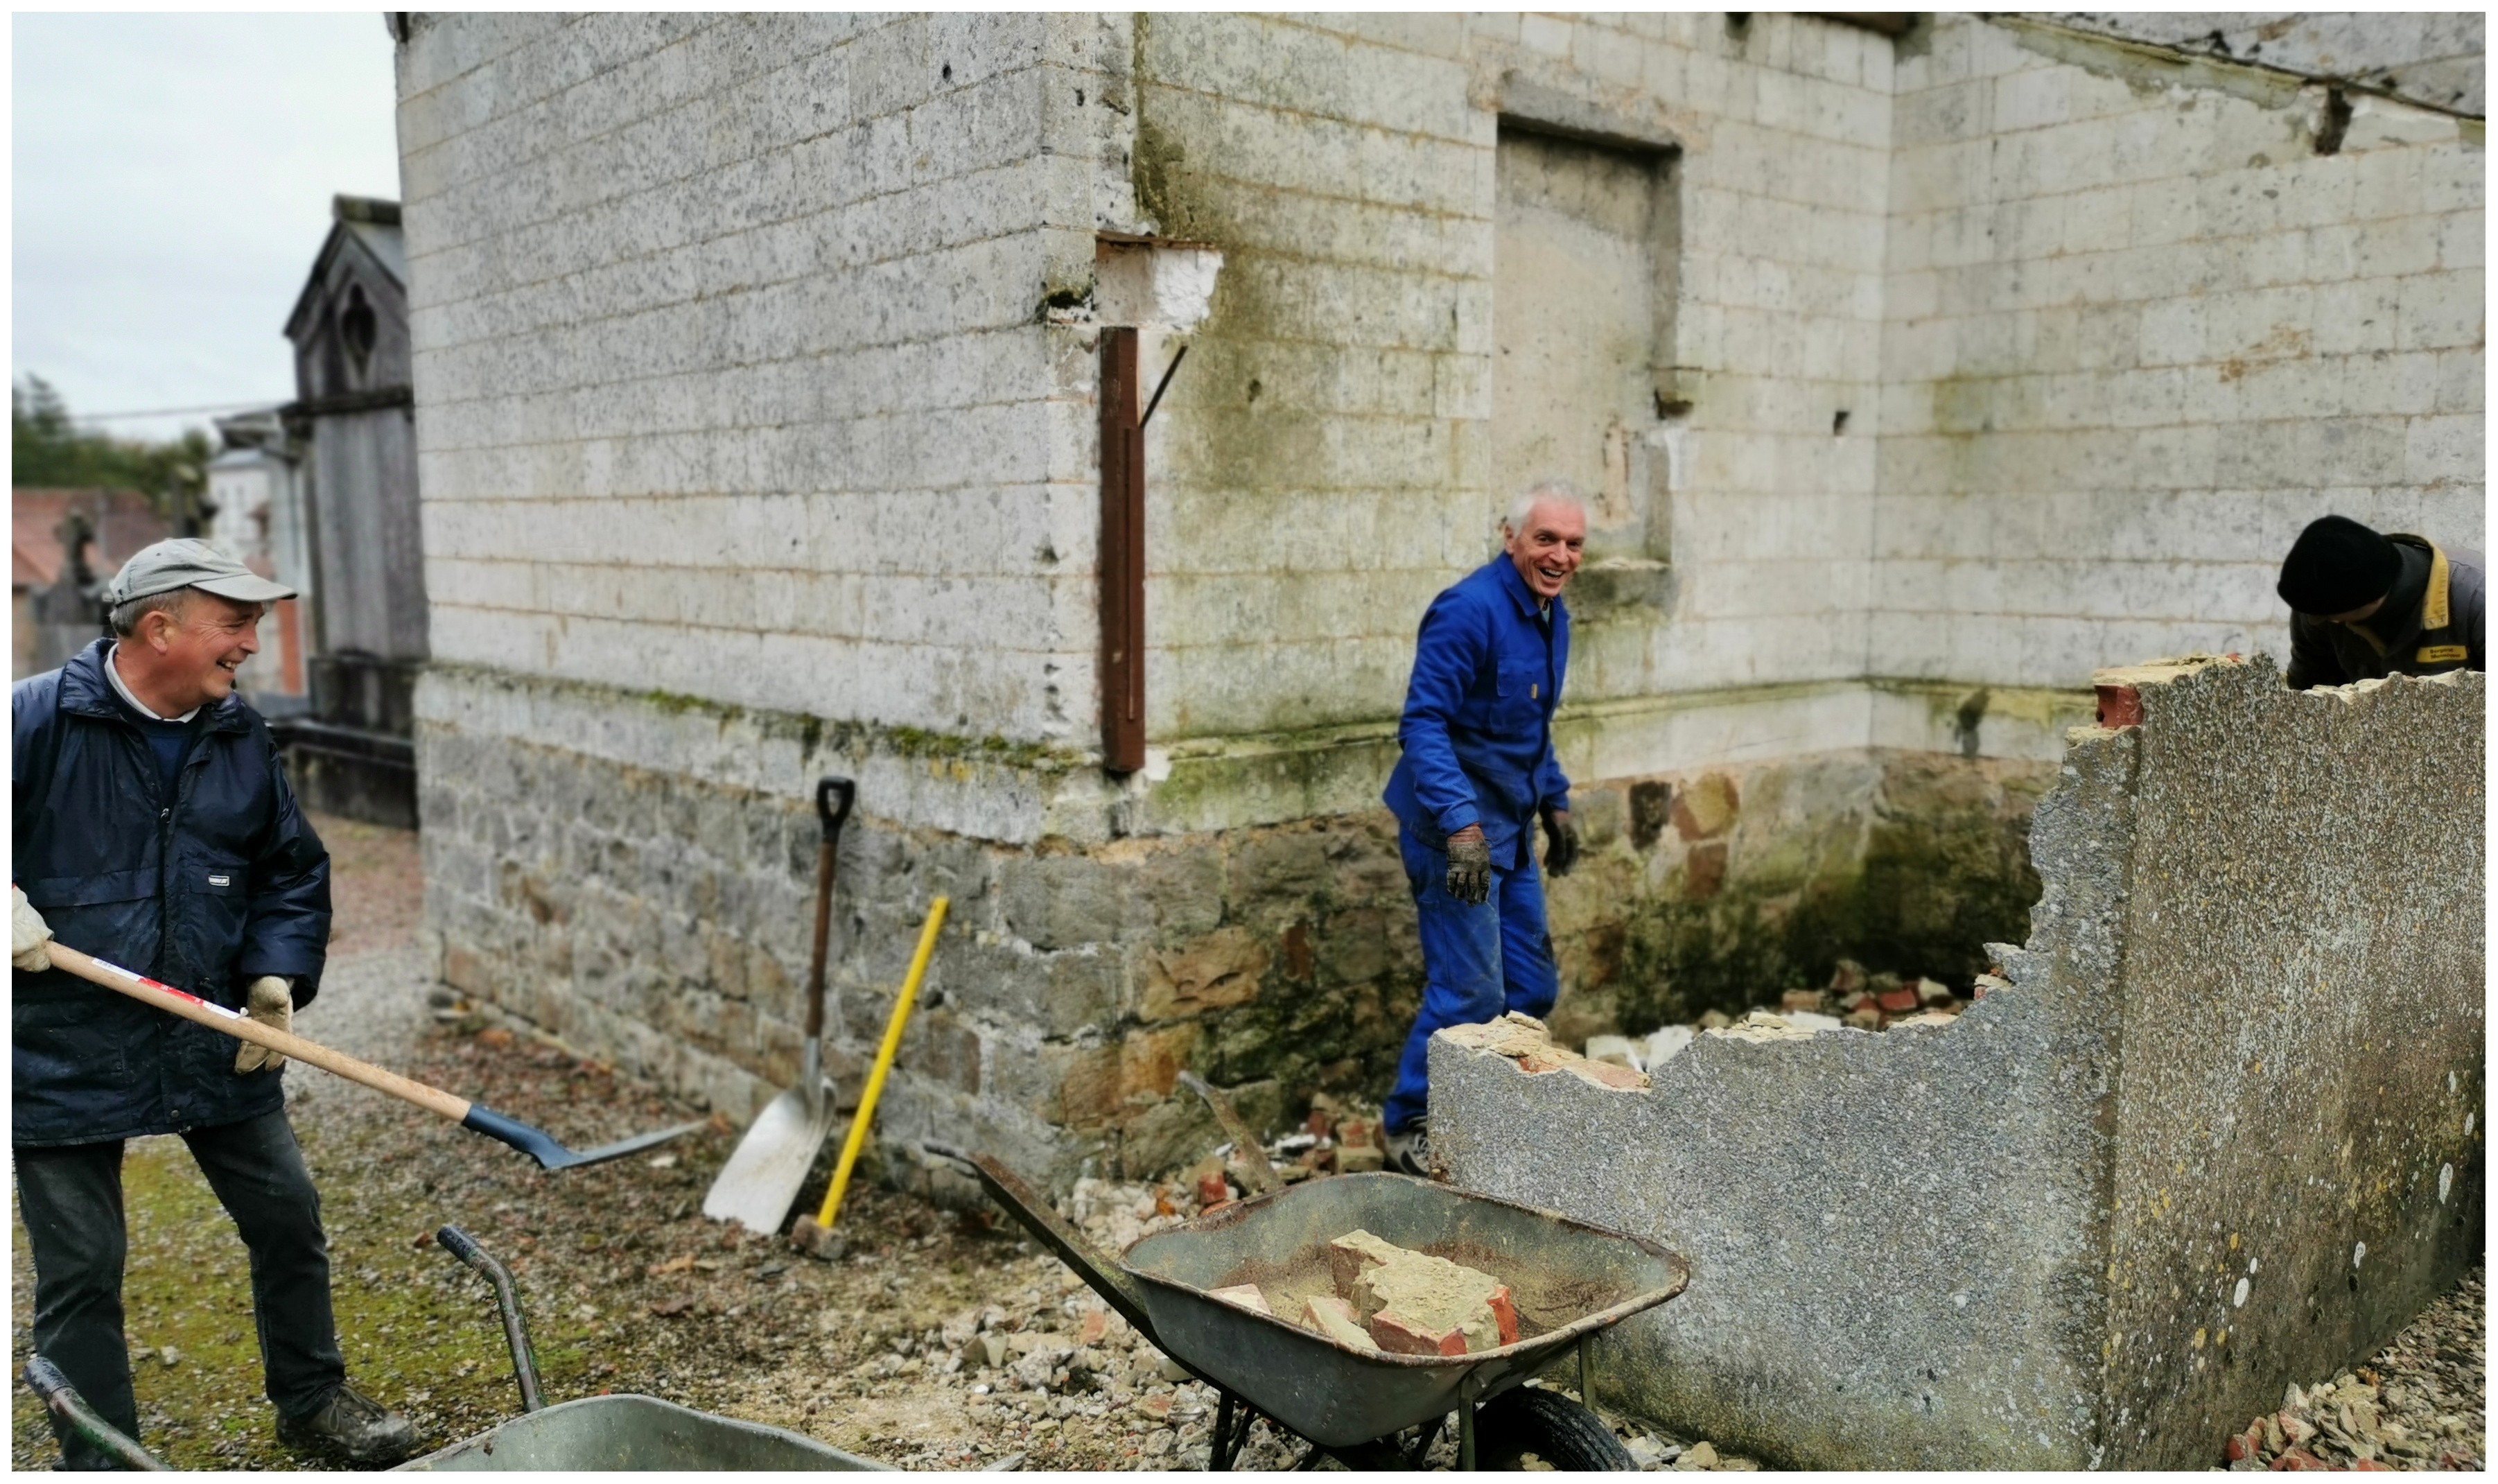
[234, 977, 294, 1074]
[1543, 807, 1580, 878]
[1444, 826, 1492, 906]
[11, 884, 53, 972]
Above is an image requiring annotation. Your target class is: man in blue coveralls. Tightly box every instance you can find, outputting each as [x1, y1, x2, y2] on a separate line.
[1380, 483, 1587, 1176]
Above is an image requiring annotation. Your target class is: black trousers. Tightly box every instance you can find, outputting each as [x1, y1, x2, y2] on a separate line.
[15, 1110, 345, 1468]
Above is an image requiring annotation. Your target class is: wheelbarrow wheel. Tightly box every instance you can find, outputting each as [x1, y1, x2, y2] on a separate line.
[1472, 1386, 1636, 1470]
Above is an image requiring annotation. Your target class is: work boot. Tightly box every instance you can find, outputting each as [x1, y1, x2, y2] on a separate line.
[276, 1383, 419, 1465]
[1386, 1121, 1437, 1179]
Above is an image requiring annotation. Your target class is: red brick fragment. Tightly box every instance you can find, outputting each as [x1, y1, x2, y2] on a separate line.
[1198, 1171, 1230, 1207]
[2269, 1449, 2328, 1471]
[2224, 1431, 2256, 1463]
[1487, 1285, 1519, 1346]
[2095, 683, 2142, 728]
[1876, 988, 1919, 1014]
[1368, 1310, 1469, 1357]
[2350, 1460, 2393, 1471]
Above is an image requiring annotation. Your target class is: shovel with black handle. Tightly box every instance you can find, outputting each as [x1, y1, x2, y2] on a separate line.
[44, 943, 701, 1171]
[703, 775, 855, 1232]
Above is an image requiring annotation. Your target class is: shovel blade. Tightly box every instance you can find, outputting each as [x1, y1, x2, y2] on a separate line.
[461, 1103, 706, 1171]
[550, 1119, 710, 1171]
[703, 1082, 841, 1232]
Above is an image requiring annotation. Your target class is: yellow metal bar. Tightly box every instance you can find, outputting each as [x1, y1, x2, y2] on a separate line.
[814, 896, 949, 1230]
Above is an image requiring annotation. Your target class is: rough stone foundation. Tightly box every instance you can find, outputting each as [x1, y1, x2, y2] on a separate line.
[1432, 656, 2485, 1469]
[418, 665, 2056, 1189]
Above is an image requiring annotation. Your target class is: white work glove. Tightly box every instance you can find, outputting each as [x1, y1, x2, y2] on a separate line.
[234, 977, 294, 1074]
[11, 885, 53, 972]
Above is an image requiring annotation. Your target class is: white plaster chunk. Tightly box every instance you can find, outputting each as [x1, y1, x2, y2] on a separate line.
[1094, 241, 1223, 329]
[2337, 94, 2463, 152]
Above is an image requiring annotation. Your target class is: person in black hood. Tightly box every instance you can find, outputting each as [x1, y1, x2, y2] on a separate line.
[2276, 515, 2483, 690]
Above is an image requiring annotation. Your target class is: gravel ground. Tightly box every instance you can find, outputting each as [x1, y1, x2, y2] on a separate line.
[12, 817, 2483, 1472]
[2217, 1275, 2485, 1471]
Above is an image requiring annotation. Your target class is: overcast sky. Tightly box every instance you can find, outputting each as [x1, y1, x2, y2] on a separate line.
[13, 12, 403, 444]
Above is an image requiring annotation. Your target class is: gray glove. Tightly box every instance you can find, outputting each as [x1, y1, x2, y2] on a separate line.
[234, 977, 294, 1074]
[1542, 808, 1580, 878]
[12, 884, 53, 972]
[1444, 826, 1492, 906]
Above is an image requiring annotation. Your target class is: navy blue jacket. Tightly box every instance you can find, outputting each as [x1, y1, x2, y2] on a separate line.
[12, 640, 331, 1146]
[1383, 557, 1572, 868]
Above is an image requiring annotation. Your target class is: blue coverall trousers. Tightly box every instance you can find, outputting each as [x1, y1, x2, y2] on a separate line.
[1381, 829, 1559, 1135]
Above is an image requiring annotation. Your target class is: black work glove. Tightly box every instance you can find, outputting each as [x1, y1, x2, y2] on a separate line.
[1542, 807, 1580, 878]
[1444, 826, 1492, 905]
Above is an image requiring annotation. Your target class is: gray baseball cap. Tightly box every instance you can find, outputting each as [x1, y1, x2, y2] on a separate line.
[107, 538, 297, 607]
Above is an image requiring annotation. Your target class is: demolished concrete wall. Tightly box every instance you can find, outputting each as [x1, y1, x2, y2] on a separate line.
[1433, 656, 2483, 1469]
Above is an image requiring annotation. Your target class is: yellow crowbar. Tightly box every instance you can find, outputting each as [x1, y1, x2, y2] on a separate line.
[792, 896, 947, 1248]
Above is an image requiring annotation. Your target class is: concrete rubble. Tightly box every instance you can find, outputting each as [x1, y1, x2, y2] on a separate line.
[1432, 658, 2485, 1469]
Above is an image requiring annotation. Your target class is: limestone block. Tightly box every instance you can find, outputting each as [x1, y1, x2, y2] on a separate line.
[1139, 926, 1268, 1022]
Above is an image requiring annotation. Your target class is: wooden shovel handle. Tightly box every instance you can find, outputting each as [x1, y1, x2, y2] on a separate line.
[43, 942, 473, 1124]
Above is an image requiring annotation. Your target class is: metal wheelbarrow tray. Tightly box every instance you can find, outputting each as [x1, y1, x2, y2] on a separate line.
[399, 1393, 884, 1470]
[933, 1144, 1688, 1466]
[399, 1225, 887, 1472]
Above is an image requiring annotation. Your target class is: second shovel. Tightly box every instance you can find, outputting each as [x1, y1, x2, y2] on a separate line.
[704, 776, 855, 1232]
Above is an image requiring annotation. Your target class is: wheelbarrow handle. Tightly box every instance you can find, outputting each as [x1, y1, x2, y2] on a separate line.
[435, 1225, 545, 1413]
[1177, 1072, 1282, 1198]
[922, 1142, 1164, 1348]
[24, 1356, 168, 1470]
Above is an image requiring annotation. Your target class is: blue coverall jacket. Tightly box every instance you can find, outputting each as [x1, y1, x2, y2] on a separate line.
[1383, 555, 1572, 866]
[12, 640, 332, 1146]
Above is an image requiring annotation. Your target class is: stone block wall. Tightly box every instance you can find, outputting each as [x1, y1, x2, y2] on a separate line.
[1135, 11, 1900, 744]
[420, 661, 2049, 1187]
[1876, 14, 2486, 690]
[1433, 657, 2484, 1469]
[398, 12, 1124, 744]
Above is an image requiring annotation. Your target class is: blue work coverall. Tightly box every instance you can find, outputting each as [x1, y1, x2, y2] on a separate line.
[1380, 555, 1570, 1133]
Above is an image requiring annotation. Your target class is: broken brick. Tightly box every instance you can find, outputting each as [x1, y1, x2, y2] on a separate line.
[1325, 1229, 1407, 1295]
[1876, 988, 1920, 1014]
[2095, 683, 2142, 728]
[1198, 1171, 1231, 1207]
[1487, 1285, 1519, 1346]
[1368, 1310, 1471, 1356]
[1300, 1294, 1379, 1352]
[2269, 1449, 2328, 1471]
[2224, 1430, 2260, 1463]
[1209, 1284, 1271, 1317]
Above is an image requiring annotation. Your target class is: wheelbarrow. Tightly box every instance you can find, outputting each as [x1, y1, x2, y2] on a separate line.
[17, 1226, 888, 1472]
[397, 1225, 890, 1469]
[923, 1139, 1689, 1471]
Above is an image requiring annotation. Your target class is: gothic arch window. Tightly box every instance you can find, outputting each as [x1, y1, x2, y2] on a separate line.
[341, 282, 378, 385]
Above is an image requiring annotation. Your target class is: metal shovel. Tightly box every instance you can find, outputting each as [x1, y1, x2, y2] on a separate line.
[704, 776, 855, 1232]
[44, 942, 701, 1171]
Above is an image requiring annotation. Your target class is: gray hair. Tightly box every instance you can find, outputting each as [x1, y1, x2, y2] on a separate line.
[1504, 480, 1588, 533]
[110, 588, 193, 638]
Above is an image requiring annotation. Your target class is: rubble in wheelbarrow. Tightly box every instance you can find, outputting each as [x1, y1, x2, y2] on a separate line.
[1326, 1229, 1517, 1356]
[1584, 958, 1984, 1072]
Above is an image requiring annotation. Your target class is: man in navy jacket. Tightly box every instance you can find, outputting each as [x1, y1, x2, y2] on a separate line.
[11, 540, 415, 1467]
[1379, 485, 1587, 1174]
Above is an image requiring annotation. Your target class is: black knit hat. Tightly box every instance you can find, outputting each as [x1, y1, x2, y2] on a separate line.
[2277, 515, 2398, 615]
